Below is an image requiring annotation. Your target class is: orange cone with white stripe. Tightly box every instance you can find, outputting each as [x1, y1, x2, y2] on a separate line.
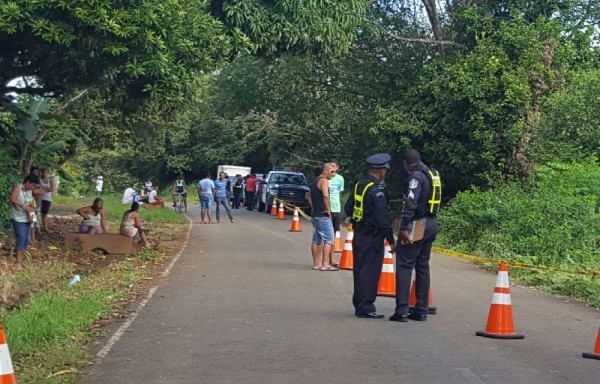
[289, 208, 302, 232]
[333, 231, 343, 253]
[339, 225, 353, 270]
[276, 201, 286, 220]
[408, 281, 437, 314]
[270, 199, 278, 215]
[0, 325, 17, 384]
[476, 264, 524, 339]
[377, 240, 395, 297]
[582, 325, 600, 360]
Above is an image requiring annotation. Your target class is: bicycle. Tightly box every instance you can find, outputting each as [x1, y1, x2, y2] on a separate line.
[174, 193, 184, 213]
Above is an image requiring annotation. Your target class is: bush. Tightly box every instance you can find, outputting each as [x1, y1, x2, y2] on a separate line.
[438, 158, 600, 305]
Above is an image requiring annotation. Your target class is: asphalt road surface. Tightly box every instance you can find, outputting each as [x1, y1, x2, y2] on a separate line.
[84, 205, 599, 384]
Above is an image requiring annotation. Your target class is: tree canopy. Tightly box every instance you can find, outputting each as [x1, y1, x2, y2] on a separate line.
[0, 0, 368, 100]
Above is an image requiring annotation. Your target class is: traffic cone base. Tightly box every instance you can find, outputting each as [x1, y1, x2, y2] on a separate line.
[476, 330, 525, 339]
[409, 306, 437, 315]
[408, 280, 437, 314]
[582, 352, 600, 360]
[289, 209, 302, 232]
[377, 240, 396, 297]
[476, 264, 524, 340]
[0, 325, 17, 384]
[339, 227, 353, 270]
[582, 326, 600, 360]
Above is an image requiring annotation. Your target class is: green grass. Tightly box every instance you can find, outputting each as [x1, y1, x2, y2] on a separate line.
[1, 257, 154, 384]
[53, 194, 184, 224]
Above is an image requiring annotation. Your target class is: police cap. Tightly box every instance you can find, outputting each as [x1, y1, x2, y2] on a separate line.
[366, 153, 391, 169]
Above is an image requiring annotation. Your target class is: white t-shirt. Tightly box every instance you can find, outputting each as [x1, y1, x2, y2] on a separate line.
[122, 187, 136, 205]
[148, 190, 158, 203]
[96, 179, 104, 192]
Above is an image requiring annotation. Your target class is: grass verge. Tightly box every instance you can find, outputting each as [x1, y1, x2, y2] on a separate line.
[1, 194, 183, 384]
[1, 250, 164, 384]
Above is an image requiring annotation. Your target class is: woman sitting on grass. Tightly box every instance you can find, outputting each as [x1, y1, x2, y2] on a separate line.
[120, 202, 149, 248]
[77, 197, 108, 234]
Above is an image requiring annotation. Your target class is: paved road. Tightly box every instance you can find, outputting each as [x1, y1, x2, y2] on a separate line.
[85, 206, 599, 384]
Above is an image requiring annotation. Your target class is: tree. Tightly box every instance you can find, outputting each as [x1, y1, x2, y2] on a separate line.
[0, 0, 369, 102]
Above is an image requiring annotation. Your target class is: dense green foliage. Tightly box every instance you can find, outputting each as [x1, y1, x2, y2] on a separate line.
[0, 0, 599, 300]
[438, 159, 600, 305]
[0, 0, 368, 99]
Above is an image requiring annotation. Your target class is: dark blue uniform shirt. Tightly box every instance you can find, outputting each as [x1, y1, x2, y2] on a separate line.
[344, 174, 395, 245]
[400, 162, 434, 230]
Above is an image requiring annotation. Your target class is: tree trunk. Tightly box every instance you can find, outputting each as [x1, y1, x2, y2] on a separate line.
[509, 39, 559, 178]
[421, 0, 445, 57]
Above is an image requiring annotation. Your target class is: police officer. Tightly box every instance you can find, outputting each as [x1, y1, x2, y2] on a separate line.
[390, 149, 441, 322]
[344, 153, 396, 319]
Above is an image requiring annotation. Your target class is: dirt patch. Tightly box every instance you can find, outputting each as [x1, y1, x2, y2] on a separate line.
[0, 216, 188, 309]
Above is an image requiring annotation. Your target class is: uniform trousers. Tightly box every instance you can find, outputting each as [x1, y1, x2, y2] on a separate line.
[352, 228, 385, 316]
[394, 218, 438, 316]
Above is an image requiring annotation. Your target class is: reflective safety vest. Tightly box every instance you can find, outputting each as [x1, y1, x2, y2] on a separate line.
[426, 169, 441, 215]
[352, 181, 375, 222]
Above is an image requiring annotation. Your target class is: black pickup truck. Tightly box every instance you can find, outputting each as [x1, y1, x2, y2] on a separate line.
[257, 171, 311, 214]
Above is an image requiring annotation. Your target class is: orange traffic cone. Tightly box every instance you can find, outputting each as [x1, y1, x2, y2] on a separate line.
[476, 264, 524, 339]
[270, 199, 278, 215]
[582, 325, 600, 360]
[0, 325, 17, 384]
[339, 225, 353, 270]
[289, 208, 302, 232]
[334, 231, 343, 253]
[408, 281, 437, 314]
[276, 201, 286, 220]
[377, 240, 396, 297]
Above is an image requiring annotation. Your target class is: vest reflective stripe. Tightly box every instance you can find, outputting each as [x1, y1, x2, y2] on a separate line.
[176, 180, 184, 187]
[352, 182, 375, 222]
[427, 170, 442, 215]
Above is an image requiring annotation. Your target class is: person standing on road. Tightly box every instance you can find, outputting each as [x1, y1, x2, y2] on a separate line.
[232, 174, 244, 209]
[391, 149, 441, 322]
[198, 172, 216, 224]
[344, 153, 396, 319]
[327, 158, 344, 267]
[214, 172, 235, 223]
[245, 174, 257, 211]
[307, 162, 337, 271]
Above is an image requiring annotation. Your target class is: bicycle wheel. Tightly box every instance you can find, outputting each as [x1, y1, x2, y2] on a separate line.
[177, 196, 184, 213]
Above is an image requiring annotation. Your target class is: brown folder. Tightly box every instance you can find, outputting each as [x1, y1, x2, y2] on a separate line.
[408, 218, 426, 242]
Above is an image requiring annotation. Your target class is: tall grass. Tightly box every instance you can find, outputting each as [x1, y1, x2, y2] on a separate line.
[437, 159, 600, 306]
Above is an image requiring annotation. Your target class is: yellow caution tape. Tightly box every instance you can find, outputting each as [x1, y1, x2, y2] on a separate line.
[274, 198, 354, 231]
[433, 247, 600, 279]
[274, 198, 312, 220]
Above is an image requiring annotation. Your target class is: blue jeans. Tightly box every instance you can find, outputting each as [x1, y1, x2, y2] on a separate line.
[215, 197, 233, 221]
[311, 217, 334, 245]
[12, 220, 31, 250]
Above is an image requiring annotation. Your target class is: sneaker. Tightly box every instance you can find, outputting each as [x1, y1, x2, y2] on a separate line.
[407, 313, 427, 321]
[389, 313, 409, 322]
